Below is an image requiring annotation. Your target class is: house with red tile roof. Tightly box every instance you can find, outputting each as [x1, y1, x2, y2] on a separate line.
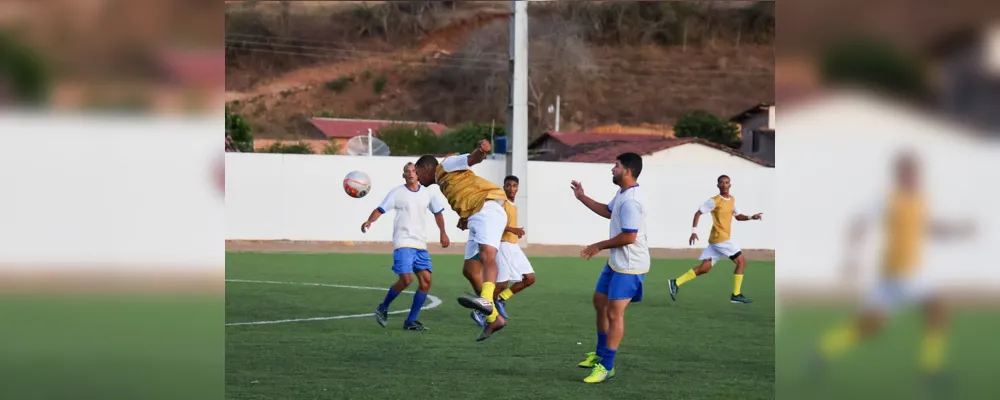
[531, 131, 772, 168]
[305, 118, 450, 154]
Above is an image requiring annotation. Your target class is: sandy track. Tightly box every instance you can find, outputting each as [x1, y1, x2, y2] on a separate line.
[225, 240, 776, 261]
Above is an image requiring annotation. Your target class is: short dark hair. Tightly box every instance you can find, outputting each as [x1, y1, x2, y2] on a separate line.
[415, 155, 439, 169]
[616, 152, 643, 179]
[504, 175, 519, 184]
[717, 174, 730, 183]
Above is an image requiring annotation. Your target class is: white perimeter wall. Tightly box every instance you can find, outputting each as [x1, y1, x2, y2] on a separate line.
[226, 154, 776, 250]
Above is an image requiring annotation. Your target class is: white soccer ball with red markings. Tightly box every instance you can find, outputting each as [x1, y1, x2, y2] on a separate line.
[343, 170, 371, 198]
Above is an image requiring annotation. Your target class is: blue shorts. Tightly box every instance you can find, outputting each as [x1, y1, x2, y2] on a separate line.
[391, 248, 433, 275]
[595, 264, 645, 302]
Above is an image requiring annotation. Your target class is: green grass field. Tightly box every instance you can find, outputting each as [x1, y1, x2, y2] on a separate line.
[225, 252, 775, 400]
[776, 305, 1000, 399]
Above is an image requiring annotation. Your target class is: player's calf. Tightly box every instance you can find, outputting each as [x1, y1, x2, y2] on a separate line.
[375, 273, 414, 327]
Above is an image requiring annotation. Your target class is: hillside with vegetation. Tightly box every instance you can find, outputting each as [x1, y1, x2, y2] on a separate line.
[225, 1, 774, 143]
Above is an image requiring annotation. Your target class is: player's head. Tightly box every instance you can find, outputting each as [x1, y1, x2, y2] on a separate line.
[717, 175, 731, 195]
[612, 152, 642, 186]
[414, 155, 439, 187]
[402, 162, 418, 186]
[894, 150, 920, 190]
[503, 175, 519, 200]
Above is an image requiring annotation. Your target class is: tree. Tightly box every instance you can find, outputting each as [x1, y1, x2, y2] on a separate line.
[225, 106, 255, 152]
[261, 141, 314, 154]
[819, 37, 929, 99]
[322, 139, 342, 155]
[673, 110, 740, 147]
[438, 123, 506, 154]
[0, 31, 49, 106]
[375, 124, 439, 156]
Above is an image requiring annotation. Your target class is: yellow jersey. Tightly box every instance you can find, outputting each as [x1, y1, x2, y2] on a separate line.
[881, 190, 926, 277]
[501, 200, 519, 244]
[435, 158, 506, 219]
[704, 195, 737, 244]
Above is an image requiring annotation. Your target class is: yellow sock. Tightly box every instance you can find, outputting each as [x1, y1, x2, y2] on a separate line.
[498, 288, 514, 301]
[733, 274, 744, 295]
[820, 325, 858, 359]
[481, 282, 498, 323]
[676, 269, 697, 286]
[921, 330, 945, 373]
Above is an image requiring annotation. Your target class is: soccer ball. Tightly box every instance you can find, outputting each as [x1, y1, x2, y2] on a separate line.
[343, 170, 371, 198]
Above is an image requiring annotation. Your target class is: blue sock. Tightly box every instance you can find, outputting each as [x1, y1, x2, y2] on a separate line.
[600, 348, 617, 370]
[380, 287, 401, 309]
[406, 290, 428, 323]
[596, 331, 608, 357]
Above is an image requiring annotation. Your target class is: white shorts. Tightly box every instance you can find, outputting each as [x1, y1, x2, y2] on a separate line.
[463, 200, 507, 260]
[863, 275, 932, 313]
[698, 240, 743, 265]
[498, 241, 535, 282]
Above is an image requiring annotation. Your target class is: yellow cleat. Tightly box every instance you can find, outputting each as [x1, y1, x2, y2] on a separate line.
[578, 351, 601, 368]
[583, 363, 615, 384]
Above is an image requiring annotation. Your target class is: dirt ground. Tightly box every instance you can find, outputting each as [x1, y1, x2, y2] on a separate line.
[225, 240, 776, 261]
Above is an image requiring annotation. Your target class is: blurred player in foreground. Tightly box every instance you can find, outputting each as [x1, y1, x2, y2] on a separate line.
[571, 152, 649, 383]
[362, 162, 450, 331]
[471, 175, 536, 326]
[668, 175, 762, 304]
[415, 140, 509, 341]
[811, 152, 971, 389]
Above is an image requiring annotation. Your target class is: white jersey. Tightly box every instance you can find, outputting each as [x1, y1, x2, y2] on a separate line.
[377, 185, 446, 250]
[606, 185, 650, 274]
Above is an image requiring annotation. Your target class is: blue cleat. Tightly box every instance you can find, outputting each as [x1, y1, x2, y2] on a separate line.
[668, 279, 679, 301]
[470, 310, 486, 327]
[374, 304, 388, 327]
[730, 294, 753, 304]
[495, 299, 509, 319]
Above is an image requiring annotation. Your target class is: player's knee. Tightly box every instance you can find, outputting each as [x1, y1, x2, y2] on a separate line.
[479, 250, 497, 266]
[522, 273, 536, 287]
[399, 274, 414, 287]
[592, 293, 607, 310]
[418, 279, 431, 292]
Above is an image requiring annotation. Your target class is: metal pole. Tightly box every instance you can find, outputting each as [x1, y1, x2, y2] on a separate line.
[555, 94, 561, 132]
[505, 0, 529, 246]
[367, 128, 373, 156]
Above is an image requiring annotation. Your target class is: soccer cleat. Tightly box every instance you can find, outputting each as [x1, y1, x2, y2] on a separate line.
[475, 315, 506, 341]
[578, 352, 601, 368]
[470, 310, 486, 327]
[457, 294, 494, 315]
[403, 320, 428, 331]
[495, 299, 509, 319]
[668, 279, 679, 301]
[583, 364, 616, 384]
[730, 294, 753, 304]
[374, 304, 388, 327]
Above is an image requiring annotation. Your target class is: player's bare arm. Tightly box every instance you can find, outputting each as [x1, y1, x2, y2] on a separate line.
[361, 208, 384, 233]
[434, 212, 451, 247]
[929, 219, 975, 239]
[466, 139, 492, 167]
[689, 210, 703, 245]
[505, 226, 525, 238]
[457, 217, 468, 231]
[570, 180, 611, 219]
[735, 213, 763, 221]
[581, 231, 637, 259]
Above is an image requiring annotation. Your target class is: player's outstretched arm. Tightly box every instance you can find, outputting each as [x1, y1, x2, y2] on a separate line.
[466, 139, 491, 167]
[735, 213, 763, 221]
[570, 180, 611, 219]
[361, 208, 383, 233]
